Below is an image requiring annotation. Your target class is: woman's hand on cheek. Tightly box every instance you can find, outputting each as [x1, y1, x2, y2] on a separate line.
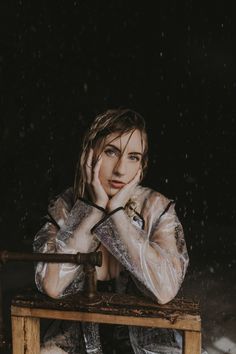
[86, 149, 109, 209]
[107, 169, 141, 212]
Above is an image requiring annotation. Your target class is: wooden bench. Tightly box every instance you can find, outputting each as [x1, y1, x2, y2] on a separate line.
[11, 288, 201, 354]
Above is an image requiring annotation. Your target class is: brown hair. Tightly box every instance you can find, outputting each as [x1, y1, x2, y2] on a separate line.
[73, 108, 148, 200]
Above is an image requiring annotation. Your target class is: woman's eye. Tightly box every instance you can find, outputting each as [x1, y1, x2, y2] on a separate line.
[104, 148, 118, 157]
[129, 155, 140, 162]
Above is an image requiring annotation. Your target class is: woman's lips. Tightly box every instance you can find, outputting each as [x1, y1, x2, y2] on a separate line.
[109, 180, 126, 189]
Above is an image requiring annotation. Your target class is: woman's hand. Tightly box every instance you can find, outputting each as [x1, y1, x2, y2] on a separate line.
[107, 169, 141, 211]
[85, 149, 109, 209]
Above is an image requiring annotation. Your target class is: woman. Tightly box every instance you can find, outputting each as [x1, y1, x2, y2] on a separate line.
[34, 108, 189, 354]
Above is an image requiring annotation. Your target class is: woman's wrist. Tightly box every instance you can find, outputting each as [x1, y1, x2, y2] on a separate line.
[95, 200, 107, 210]
[91, 206, 124, 234]
[78, 197, 106, 212]
[106, 202, 122, 212]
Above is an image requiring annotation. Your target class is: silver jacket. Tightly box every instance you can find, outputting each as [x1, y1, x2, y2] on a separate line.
[34, 186, 189, 354]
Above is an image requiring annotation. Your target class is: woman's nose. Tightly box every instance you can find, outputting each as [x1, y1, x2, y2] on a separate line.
[113, 157, 126, 176]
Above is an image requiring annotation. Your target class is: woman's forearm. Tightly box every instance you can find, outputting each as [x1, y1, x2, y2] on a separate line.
[92, 206, 188, 304]
[34, 201, 104, 298]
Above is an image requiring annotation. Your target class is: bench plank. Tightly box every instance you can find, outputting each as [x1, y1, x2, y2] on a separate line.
[11, 288, 201, 354]
[12, 305, 200, 331]
[12, 288, 200, 330]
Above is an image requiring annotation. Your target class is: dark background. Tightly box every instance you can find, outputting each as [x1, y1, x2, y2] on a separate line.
[0, 2, 235, 264]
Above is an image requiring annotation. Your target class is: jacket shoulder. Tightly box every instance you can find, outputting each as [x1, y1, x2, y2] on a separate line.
[48, 187, 74, 215]
[134, 185, 173, 209]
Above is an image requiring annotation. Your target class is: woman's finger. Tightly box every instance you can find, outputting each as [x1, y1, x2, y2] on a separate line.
[120, 169, 141, 196]
[117, 169, 141, 195]
[130, 169, 142, 186]
[93, 155, 102, 182]
[85, 149, 93, 184]
[116, 170, 140, 198]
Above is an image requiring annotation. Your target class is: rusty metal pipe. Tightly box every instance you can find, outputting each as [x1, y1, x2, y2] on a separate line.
[0, 249, 103, 351]
[0, 250, 102, 267]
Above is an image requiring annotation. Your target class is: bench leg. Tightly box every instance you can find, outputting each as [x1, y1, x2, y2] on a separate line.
[183, 330, 201, 354]
[12, 316, 40, 354]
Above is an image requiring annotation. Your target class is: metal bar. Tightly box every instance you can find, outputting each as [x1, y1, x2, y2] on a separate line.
[0, 249, 103, 351]
[0, 250, 102, 267]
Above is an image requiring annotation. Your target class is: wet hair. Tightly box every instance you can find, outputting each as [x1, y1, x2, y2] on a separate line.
[73, 108, 148, 200]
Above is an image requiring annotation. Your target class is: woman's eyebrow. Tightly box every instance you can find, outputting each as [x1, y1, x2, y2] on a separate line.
[105, 144, 143, 155]
[128, 151, 143, 156]
[105, 143, 121, 152]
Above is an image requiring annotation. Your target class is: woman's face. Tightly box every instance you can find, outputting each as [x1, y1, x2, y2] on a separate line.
[97, 129, 144, 197]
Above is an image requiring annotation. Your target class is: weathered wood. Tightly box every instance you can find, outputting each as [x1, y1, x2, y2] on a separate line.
[11, 305, 200, 331]
[184, 330, 201, 354]
[12, 316, 40, 354]
[12, 288, 200, 326]
[11, 288, 201, 354]
[12, 316, 25, 354]
[24, 317, 40, 354]
[12, 288, 200, 314]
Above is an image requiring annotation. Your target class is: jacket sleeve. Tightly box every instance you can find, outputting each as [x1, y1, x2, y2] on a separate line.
[92, 191, 189, 304]
[33, 190, 103, 297]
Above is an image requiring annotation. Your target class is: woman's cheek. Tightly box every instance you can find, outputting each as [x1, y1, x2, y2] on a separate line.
[128, 165, 139, 181]
[99, 156, 107, 179]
